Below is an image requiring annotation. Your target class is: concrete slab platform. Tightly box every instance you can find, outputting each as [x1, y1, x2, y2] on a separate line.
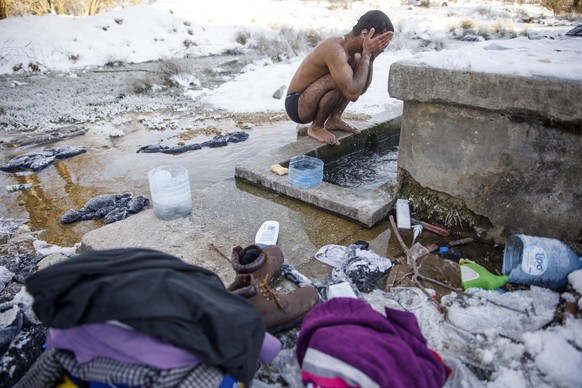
[80, 178, 398, 287]
[234, 106, 403, 227]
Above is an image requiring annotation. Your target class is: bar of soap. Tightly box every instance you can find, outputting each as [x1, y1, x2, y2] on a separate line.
[270, 164, 289, 176]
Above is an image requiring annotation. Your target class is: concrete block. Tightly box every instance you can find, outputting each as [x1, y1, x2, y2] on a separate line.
[388, 60, 582, 244]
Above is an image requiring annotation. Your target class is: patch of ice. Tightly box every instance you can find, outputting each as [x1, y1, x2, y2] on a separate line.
[32, 239, 79, 257]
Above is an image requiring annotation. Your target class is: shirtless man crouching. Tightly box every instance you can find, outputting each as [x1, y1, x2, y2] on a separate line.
[285, 10, 394, 145]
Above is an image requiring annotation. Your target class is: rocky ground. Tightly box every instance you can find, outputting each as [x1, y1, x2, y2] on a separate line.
[1, 54, 581, 387]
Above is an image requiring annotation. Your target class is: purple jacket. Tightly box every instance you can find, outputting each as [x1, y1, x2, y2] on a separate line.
[47, 322, 281, 370]
[296, 298, 447, 388]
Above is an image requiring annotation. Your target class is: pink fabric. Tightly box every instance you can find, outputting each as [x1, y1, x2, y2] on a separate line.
[301, 370, 354, 388]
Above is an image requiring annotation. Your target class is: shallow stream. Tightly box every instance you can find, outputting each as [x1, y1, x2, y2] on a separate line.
[0, 114, 298, 246]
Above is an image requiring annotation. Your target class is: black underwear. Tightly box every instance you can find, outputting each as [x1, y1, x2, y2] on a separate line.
[285, 92, 305, 124]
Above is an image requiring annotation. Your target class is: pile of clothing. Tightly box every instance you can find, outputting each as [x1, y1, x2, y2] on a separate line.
[296, 298, 449, 388]
[18, 248, 280, 387]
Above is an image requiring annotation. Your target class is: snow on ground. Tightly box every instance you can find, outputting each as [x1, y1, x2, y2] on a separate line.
[0, 0, 579, 126]
[0, 1, 581, 387]
[411, 36, 582, 80]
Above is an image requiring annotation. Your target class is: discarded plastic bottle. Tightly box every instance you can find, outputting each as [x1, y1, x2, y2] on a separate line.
[502, 234, 582, 289]
[6, 183, 35, 192]
[459, 259, 509, 290]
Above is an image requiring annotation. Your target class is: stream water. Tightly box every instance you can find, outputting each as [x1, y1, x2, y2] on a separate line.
[324, 146, 399, 193]
[0, 115, 298, 246]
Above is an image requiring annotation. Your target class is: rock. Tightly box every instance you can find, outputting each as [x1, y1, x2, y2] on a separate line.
[296, 125, 309, 137]
[0, 304, 23, 355]
[0, 267, 13, 292]
[272, 85, 287, 99]
[461, 34, 484, 42]
[565, 24, 582, 37]
[1, 125, 87, 148]
[127, 195, 150, 214]
[0, 302, 46, 388]
[36, 253, 69, 271]
[0, 218, 29, 240]
[0, 254, 43, 283]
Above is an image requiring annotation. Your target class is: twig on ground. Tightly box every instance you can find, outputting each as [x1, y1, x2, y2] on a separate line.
[209, 243, 231, 263]
[389, 215, 441, 307]
[91, 69, 155, 73]
[388, 215, 410, 259]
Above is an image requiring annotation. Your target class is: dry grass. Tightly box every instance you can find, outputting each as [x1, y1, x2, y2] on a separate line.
[236, 26, 325, 63]
[460, 19, 474, 30]
[1, 0, 145, 18]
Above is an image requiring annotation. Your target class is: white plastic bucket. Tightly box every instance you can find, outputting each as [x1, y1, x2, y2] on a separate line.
[148, 165, 192, 221]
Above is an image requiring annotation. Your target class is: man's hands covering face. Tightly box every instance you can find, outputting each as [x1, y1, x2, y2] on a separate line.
[363, 28, 394, 58]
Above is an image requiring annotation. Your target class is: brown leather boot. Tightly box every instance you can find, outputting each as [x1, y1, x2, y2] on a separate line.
[231, 274, 319, 333]
[227, 244, 284, 292]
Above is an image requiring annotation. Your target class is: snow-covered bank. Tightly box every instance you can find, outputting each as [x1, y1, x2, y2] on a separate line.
[0, 0, 578, 129]
[1, 1, 581, 387]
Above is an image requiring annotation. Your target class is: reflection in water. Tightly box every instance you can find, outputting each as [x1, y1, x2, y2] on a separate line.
[235, 180, 394, 259]
[14, 173, 61, 242]
[16, 160, 101, 246]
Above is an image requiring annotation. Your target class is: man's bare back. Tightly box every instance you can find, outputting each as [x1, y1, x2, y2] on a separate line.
[288, 37, 348, 94]
[285, 10, 394, 145]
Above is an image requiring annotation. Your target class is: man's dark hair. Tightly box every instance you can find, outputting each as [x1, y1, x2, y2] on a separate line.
[352, 10, 394, 36]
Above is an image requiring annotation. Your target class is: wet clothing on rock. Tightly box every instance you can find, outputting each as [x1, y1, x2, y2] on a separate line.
[25, 248, 266, 382]
[296, 298, 448, 388]
[15, 347, 224, 388]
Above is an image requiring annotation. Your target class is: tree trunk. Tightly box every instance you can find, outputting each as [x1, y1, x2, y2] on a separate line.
[0, 0, 7, 19]
[88, 0, 101, 15]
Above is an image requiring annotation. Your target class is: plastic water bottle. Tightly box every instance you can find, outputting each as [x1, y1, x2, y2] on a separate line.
[288, 155, 323, 189]
[502, 234, 582, 289]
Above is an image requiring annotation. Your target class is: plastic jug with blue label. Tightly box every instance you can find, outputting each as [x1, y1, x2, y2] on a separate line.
[502, 234, 581, 289]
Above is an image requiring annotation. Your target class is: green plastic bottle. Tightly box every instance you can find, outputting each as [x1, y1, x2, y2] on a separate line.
[459, 259, 509, 290]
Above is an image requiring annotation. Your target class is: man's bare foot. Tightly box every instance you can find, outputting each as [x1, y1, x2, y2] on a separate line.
[307, 126, 340, 145]
[325, 118, 361, 134]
